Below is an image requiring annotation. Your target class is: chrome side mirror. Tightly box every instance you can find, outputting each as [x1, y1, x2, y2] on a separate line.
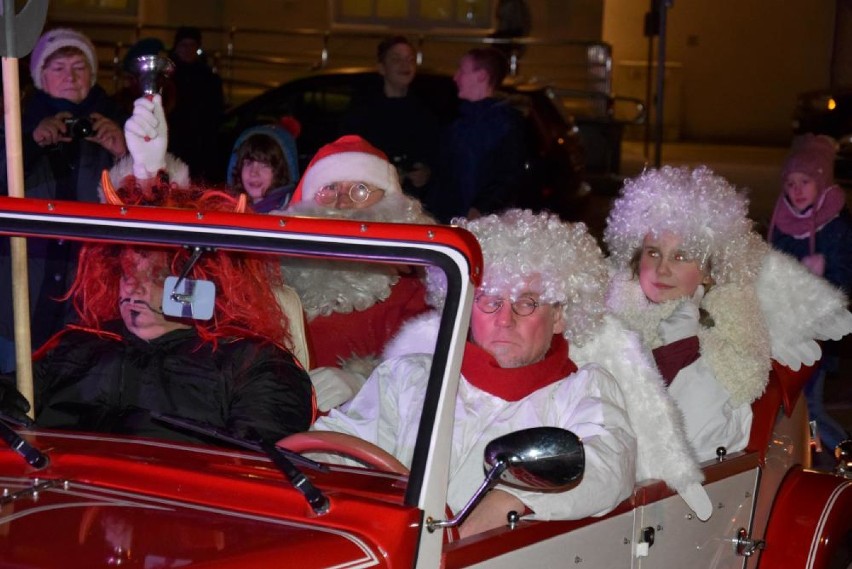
[426, 427, 584, 532]
[485, 426, 585, 490]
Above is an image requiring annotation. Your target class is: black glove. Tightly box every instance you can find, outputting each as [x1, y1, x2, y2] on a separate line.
[0, 375, 32, 426]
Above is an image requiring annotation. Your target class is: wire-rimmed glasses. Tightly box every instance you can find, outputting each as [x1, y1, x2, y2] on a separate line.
[314, 182, 384, 205]
[474, 294, 541, 317]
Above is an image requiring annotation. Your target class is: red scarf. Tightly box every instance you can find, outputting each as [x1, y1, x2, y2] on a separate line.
[461, 335, 578, 401]
[768, 185, 845, 254]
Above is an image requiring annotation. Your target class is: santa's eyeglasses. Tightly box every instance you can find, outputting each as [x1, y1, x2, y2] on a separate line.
[474, 294, 541, 317]
[314, 182, 384, 205]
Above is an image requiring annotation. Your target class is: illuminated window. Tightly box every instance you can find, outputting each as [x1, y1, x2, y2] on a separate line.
[333, 0, 492, 29]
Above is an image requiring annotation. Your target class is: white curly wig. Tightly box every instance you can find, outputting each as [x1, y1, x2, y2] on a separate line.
[427, 209, 609, 346]
[604, 166, 758, 285]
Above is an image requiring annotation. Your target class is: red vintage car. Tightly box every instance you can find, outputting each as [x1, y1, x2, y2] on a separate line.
[0, 195, 849, 568]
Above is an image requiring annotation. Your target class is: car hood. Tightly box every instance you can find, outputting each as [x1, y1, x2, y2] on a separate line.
[0, 430, 418, 568]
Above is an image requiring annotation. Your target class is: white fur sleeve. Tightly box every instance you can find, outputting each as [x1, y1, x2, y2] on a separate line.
[758, 250, 852, 370]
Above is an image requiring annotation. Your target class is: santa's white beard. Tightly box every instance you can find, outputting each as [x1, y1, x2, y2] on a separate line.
[283, 259, 401, 320]
[282, 192, 434, 318]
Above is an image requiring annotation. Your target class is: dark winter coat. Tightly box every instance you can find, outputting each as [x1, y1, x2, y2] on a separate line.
[34, 321, 313, 445]
[427, 97, 526, 223]
[769, 208, 852, 296]
[0, 86, 128, 360]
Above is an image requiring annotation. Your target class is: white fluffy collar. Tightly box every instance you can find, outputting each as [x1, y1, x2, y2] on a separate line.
[606, 271, 771, 406]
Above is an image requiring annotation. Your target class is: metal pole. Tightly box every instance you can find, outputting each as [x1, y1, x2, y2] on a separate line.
[643, 0, 655, 161]
[1, 0, 49, 416]
[653, 0, 673, 168]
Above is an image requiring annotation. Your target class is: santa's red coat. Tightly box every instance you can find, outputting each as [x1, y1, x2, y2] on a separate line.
[306, 273, 429, 368]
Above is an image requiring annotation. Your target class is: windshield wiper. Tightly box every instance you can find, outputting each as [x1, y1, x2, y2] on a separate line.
[0, 413, 49, 469]
[256, 436, 329, 515]
[152, 413, 330, 515]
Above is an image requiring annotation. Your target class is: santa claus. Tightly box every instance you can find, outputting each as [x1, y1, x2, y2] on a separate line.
[277, 135, 436, 409]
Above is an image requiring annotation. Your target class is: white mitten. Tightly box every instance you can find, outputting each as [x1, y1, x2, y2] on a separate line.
[309, 366, 367, 412]
[125, 94, 168, 181]
[658, 285, 704, 345]
[801, 253, 825, 277]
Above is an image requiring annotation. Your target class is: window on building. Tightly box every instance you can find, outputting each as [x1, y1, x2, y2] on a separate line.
[332, 0, 493, 30]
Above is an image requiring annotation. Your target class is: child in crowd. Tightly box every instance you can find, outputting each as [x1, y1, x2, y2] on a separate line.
[228, 119, 300, 213]
[604, 166, 852, 461]
[768, 134, 852, 451]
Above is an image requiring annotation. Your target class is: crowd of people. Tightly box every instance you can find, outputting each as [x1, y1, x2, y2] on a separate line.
[0, 24, 851, 540]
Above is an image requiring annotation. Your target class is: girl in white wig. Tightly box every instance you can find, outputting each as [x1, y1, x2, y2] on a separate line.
[390, 209, 715, 521]
[604, 165, 852, 461]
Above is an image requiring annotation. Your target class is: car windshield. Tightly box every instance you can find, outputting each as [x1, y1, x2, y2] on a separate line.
[0, 196, 480, 509]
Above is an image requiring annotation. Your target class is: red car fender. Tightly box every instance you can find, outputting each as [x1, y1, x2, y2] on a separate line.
[759, 467, 852, 568]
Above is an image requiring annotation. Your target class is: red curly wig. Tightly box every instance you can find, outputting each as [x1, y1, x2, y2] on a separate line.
[66, 185, 291, 349]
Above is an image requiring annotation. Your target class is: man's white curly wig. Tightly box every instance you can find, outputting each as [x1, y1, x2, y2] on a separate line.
[604, 166, 756, 285]
[428, 209, 609, 346]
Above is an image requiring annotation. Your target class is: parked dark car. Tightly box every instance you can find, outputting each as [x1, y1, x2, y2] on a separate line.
[214, 68, 589, 220]
[792, 87, 852, 186]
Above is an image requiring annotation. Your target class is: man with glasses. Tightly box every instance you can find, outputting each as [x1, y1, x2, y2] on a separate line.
[314, 209, 639, 537]
[277, 135, 435, 411]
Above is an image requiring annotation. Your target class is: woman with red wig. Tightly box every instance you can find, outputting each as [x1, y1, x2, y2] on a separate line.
[0, 122, 315, 445]
[3, 188, 316, 444]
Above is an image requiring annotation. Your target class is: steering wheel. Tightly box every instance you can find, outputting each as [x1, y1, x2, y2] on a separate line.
[282, 432, 463, 542]
[277, 431, 409, 475]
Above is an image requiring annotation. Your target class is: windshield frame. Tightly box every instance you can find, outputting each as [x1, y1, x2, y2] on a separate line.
[0, 195, 481, 517]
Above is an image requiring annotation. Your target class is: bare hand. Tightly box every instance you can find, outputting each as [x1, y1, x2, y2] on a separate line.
[88, 113, 128, 158]
[458, 489, 526, 539]
[32, 112, 73, 146]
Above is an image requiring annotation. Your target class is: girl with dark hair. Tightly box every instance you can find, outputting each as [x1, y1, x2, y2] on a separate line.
[228, 120, 301, 213]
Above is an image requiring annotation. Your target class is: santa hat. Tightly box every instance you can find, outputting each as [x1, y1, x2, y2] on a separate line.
[290, 135, 402, 205]
[30, 28, 98, 90]
[781, 133, 836, 192]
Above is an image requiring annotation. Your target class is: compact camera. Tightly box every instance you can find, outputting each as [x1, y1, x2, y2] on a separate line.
[63, 116, 95, 140]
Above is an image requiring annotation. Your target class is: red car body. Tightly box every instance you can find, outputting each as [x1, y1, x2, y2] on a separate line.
[0, 196, 849, 568]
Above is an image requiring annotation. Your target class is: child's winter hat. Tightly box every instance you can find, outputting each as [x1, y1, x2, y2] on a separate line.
[30, 28, 98, 90]
[290, 135, 402, 205]
[781, 134, 837, 192]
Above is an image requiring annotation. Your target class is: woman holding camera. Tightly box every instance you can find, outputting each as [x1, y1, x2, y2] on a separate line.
[0, 28, 128, 372]
[17, 28, 127, 202]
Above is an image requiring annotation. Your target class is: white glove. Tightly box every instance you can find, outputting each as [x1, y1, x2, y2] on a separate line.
[125, 94, 167, 181]
[801, 253, 825, 277]
[658, 285, 704, 345]
[309, 366, 367, 412]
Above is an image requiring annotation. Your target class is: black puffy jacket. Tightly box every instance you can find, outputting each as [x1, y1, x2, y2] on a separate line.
[34, 321, 313, 445]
